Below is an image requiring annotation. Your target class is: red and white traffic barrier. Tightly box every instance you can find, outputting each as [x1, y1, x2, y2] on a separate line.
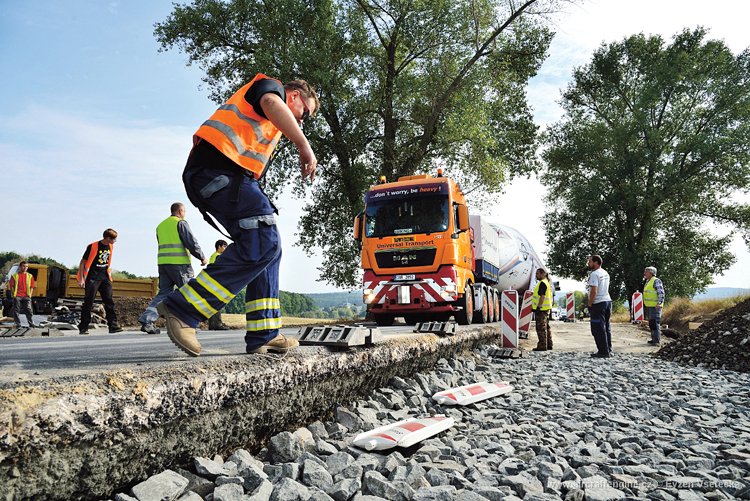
[518, 290, 533, 336]
[501, 290, 518, 348]
[632, 291, 644, 323]
[432, 381, 513, 406]
[352, 415, 455, 451]
[566, 292, 575, 321]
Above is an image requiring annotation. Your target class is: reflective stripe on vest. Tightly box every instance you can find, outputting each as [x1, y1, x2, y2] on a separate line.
[12, 272, 34, 297]
[193, 73, 283, 179]
[156, 216, 191, 265]
[77, 241, 113, 282]
[531, 278, 553, 310]
[643, 277, 659, 307]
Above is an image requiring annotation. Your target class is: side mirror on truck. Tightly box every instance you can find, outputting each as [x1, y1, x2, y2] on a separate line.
[353, 212, 363, 241]
[456, 205, 470, 232]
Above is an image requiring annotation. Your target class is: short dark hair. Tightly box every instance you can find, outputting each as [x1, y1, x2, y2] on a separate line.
[215, 239, 228, 250]
[103, 228, 118, 239]
[170, 202, 184, 215]
[284, 79, 320, 115]
[19, 261, 28, 266]
[590, 254, 602, 266]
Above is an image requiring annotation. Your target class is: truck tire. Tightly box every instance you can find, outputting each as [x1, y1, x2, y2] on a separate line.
[403, 315, 420, 325]
[455, 284, 473, 325]
[374, 315, 395, 327]
[487, 289, 496, 323]
[473, 285, 489, 324]
[492, 290, 500, 322]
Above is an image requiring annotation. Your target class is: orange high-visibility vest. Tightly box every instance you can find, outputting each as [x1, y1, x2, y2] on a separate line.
[77, 241, 113, 282]
[193, 73, 283, 179]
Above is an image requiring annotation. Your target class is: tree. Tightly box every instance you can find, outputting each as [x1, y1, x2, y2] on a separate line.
[543, 28, 750, 301]
[155, 0, 558, 287]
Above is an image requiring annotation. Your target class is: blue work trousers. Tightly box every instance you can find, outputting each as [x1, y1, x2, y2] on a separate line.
[589, 301, 612, 355]
[645, 306, 661, 343]
[162, 159, 282, 351]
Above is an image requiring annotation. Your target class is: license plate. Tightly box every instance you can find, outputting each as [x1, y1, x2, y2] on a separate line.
[394, 274, 415, 281]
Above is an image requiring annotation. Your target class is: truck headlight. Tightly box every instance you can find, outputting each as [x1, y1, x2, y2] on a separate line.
[443, 284, 456, 293]
[363, 289, 375, 304]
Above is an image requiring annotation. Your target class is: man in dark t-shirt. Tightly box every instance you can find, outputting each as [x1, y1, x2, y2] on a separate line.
[77, 228, 122, 334]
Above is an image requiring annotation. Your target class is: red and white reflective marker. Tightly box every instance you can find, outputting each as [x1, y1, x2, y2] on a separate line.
[518, 290, 533, 336]
[501, 290, 518, 348]
[432, 381, 513, 406]
[352, 415, 455, 451]
[565, 292, 576, 322]
[632, 291, 644, 323]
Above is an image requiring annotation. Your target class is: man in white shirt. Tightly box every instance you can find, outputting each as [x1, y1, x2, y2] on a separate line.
[587, 254, 612, 358]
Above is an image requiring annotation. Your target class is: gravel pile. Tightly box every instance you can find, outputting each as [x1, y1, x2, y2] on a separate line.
[112, 349, 750, 501]
[657, 297, 750, 373]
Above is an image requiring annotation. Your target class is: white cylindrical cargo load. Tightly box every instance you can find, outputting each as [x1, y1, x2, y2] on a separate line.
[352, 415, 455, 451]
[432, 381, 513, 406]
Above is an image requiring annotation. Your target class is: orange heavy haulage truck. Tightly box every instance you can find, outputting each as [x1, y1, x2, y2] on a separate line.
[354, 171, 504, 327]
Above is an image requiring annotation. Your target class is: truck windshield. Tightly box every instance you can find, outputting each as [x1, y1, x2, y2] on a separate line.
[365, 195, 449, 237]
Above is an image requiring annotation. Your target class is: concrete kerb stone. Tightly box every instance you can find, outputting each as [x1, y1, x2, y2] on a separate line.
[0, 325, 501, 500]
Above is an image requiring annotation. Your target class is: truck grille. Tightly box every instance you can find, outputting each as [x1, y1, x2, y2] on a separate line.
[374, 248, 437, 268]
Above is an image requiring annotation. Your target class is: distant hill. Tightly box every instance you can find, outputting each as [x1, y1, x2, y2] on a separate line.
[306, 291, 363, 308]
[694, 287, 750, 300]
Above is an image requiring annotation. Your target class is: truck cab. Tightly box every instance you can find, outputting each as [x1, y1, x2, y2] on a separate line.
[354, 172, 490, 326]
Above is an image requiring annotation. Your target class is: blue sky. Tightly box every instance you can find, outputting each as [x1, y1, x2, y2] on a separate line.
[1, 0, 748, 293]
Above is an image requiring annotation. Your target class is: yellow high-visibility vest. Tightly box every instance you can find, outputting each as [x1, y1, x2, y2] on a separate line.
[532, 278, 553, 310]
[644, 277, 660, 307]
[156, 216, 190, 265]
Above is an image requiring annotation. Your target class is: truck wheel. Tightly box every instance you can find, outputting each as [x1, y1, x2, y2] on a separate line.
[493, 290, 500, 322]
[473, 286, 489, 324]
[455, 284, 473, 325]
[374, 315, 395, 327]
[403, 315, 419, 325]
[487, 289, 496, 323]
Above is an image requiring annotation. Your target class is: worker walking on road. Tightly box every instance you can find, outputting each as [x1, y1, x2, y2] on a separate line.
[138, 202, 208, 335]
[156, 74, 319, 357]
[532, 267, 554, 351]
[643, 266, 665, 345]
[207, 239, 230, 330]
[77, 229, 123, 335]
[8, 261, 36, 328]
[587, 254, 612, 358]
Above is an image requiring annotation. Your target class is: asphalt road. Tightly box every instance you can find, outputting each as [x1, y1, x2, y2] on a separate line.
[0, 322, 435, 385]
[0, 318, 658, 385]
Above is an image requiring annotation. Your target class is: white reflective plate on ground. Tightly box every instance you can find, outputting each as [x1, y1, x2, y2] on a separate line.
[432, 381, 513, 406]
[352, 415, 455, 451]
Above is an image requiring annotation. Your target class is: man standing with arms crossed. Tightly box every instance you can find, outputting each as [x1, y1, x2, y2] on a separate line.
[138, 202, 208, 335]
[643, 266, 665, 345]
[8, 261, 36, 328]
[157, 74, 319, 356]
[587, 254, 612, 358]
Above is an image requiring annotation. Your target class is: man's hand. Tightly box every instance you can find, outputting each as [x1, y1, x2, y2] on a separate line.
[201, 258, 208, 267]
[78, 278, 86, 288]
[299, 143, 317, 181]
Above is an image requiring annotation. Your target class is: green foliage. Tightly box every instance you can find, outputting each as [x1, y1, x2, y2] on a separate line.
[155, 0, 557, 287]
[224, 288, 247, 314]
[543, 28, 750, 301]
[223, 289, 321, 315]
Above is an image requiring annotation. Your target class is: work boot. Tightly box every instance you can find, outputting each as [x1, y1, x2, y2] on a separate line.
[247, 334, 299, 354]
[532, 347, 547, 352]
[156, 302, 201, 357]
[79, 329, 89, 335]
[140, 323, 161, 335]
[109, 326, 124, 334]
